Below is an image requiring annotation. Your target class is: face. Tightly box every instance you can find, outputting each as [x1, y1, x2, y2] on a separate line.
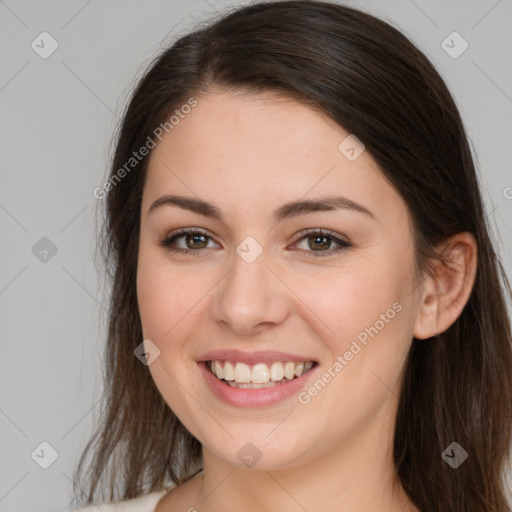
[137, 89, 423, 471]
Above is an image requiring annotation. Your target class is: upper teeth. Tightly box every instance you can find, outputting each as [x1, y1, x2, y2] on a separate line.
[209, 360, 314, 384]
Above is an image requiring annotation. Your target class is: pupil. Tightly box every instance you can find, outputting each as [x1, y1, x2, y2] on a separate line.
[187, 234, 207, 249]
[310, 235, 330, 251]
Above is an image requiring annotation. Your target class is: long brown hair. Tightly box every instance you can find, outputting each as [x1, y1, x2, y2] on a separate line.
[72, 2, 512, 510]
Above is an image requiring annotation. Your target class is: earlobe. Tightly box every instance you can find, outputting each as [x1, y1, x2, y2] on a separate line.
[413, 232, 477, 340]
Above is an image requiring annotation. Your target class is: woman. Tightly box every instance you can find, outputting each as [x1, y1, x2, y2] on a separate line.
[72, 1, 512, 511]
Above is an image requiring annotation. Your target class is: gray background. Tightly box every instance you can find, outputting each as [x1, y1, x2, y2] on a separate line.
[0, 0, 511, 511]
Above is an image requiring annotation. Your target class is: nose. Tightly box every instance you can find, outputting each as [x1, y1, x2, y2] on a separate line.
[212, 248, 290, 336]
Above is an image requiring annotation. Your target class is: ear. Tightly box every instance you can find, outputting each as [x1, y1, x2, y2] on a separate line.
[413, 232, 477, 340]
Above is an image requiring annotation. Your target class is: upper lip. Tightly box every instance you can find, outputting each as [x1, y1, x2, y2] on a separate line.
[198, 349, 317, 366]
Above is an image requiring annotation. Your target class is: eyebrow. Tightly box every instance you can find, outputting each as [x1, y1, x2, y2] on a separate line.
[147, 194, 375, 222]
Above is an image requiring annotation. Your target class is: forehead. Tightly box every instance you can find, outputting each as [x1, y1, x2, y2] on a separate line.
[143, 90, 404, 224]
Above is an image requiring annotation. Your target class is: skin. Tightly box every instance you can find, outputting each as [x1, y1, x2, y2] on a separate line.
[136, 89, 477, 512]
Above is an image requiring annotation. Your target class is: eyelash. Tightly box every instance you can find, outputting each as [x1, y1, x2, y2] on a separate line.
[160, 227, 352, 258]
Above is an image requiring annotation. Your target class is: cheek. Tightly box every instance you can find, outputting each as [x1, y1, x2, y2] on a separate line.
[343, 278, 414, 383]
[295, 263, 403, 343]
[294, 255, 414, 394]
[137, 250, 208, 344]
[136, 252, 211, 438]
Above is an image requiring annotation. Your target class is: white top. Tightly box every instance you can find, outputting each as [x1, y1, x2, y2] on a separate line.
[72, 487, 173, 512]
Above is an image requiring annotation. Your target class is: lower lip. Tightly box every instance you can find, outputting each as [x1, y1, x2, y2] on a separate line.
[199, 362, 315, 407]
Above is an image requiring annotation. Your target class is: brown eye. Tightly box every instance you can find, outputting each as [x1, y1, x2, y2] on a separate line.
[307, 235, 332, 251]
[160, 229, 220, 254]
[185, 233, 208, 249]
[293, 229, 352, 258]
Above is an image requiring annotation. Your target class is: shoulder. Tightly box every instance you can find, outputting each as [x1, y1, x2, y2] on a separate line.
[72, 486, 174, 512]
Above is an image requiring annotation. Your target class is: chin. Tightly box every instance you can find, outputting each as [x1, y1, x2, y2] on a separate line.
[200, 426, 315, 472]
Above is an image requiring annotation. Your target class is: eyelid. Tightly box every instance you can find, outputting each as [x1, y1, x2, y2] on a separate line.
[292, 227, 349, 244]
[165, 226, 214, 239]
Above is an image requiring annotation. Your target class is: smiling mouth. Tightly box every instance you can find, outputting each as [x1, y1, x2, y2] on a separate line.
[207, 360, 316, 389]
